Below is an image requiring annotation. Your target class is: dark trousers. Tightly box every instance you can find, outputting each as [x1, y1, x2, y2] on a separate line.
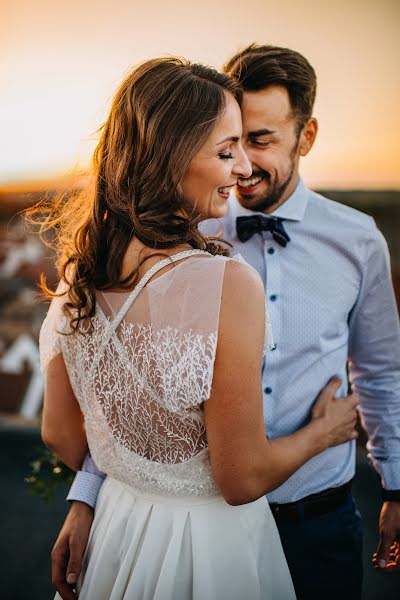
[273, 493, 363, 600]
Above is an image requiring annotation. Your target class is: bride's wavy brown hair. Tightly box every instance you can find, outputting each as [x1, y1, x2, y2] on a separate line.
[27, 57, 241, 332]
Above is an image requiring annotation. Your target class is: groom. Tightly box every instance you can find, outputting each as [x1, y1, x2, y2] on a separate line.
[51, 45, 400, 600]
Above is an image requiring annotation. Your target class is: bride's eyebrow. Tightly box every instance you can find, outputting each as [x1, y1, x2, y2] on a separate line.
[216, 136, 240, 145]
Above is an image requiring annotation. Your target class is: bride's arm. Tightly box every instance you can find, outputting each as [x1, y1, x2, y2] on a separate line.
[204, 260, 358, 506]
[41, 353, 88, 471]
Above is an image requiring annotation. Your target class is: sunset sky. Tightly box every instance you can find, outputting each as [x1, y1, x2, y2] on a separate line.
[1, 0, 399, 189]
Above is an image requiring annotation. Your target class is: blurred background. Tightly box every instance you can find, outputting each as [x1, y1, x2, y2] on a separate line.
[0, 0, 399, 598]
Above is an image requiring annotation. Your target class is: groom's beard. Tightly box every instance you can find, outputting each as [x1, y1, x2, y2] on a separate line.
[247, 163, 296, 213]
[235, 142, 299, 213]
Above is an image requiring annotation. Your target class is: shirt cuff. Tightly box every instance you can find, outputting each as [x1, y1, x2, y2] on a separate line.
[368, 454, 400, 490]
[382, 488, 400, 502]
[67, 471, 105, 508]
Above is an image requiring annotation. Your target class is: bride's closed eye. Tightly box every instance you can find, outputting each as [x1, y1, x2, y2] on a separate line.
[218, 152, 234, 159]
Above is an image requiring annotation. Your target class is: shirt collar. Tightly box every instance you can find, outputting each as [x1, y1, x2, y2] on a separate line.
[230, 177, 309, 223]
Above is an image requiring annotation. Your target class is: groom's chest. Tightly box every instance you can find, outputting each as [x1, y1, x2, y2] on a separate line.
[228, 223, 362, 347]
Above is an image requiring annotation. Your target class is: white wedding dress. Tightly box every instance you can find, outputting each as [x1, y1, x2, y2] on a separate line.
[40, 249, 296, 600]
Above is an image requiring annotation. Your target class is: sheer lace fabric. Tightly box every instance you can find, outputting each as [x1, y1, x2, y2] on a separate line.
[40, 251, 271, 497]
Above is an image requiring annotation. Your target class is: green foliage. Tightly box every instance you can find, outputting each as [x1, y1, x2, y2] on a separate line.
[25, 446, 74, 504]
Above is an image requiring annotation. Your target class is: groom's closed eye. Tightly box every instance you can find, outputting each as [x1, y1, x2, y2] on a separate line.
[247, 129, 276, 147]
[250, 139, 272, 147]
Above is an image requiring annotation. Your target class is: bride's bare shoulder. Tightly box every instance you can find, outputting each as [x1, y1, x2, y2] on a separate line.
[219, 258, 265, 331]
[222, 257, 264, 296]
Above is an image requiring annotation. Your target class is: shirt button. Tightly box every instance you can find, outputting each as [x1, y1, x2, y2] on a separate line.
[267, 248, 275, 255]
[269, 294, 277, 302]
[264, 387, 272, 394]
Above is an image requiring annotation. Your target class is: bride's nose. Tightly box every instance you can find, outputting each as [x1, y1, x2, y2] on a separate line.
[233, 146, 252, 179]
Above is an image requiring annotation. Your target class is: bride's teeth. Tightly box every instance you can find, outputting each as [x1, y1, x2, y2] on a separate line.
[218, 186, 231, 194]
[238, 176, 263, 188]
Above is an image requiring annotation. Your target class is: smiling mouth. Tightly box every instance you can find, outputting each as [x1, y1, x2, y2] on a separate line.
[217, 185, 234, 195]
[237, 175, 265, 190]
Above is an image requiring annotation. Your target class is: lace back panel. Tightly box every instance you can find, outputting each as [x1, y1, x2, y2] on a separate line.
[40, 251, 230, 496]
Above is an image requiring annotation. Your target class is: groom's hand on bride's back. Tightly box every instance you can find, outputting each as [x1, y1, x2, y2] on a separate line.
[51, 501, 94, 600]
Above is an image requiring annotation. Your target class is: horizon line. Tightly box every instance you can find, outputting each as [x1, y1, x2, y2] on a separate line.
[1, 178, 399, 195]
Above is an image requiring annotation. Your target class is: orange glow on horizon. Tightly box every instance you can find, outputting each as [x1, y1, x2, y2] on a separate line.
[1, 0, 399, 190]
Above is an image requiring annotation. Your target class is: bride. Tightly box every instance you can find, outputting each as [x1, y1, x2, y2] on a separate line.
[37, 57, 358, 599]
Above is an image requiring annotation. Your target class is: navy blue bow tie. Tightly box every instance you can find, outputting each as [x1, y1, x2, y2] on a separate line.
[236, 215, 291, 247]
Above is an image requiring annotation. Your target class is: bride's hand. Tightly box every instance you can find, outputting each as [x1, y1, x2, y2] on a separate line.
[311, 377, 359, 448]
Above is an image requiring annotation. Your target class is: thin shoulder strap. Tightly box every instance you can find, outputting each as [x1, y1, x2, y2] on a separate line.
[89, 249, 212, 379]
[112, 249, 212, 331]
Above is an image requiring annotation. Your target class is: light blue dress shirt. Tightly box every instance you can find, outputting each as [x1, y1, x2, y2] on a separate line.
[68, 178, 400, 506]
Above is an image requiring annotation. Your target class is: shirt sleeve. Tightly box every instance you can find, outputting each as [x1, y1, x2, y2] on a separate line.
[66, 452, 106, 508]
[348, 225, 400, 490]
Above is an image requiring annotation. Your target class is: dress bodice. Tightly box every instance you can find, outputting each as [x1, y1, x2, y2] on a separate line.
[40, 250, 272, 496]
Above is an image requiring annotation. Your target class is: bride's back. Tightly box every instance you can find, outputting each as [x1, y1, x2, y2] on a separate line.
[40, 250, 230, 497]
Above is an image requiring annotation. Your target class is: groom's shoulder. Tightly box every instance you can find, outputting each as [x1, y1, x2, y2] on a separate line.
[306, 188, 377, 234]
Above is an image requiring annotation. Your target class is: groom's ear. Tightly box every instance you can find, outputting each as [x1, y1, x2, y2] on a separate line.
[298, 118, 318, 157]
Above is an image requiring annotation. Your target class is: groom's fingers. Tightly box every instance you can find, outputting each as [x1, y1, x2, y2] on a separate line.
[66, 533, 86, 588]
[52, 536, 77, 600]
[375, 532, 396, 572]
[373, 545, 400, 573]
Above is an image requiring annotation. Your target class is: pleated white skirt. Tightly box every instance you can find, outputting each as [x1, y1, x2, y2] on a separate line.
[60, 476, 296, 600]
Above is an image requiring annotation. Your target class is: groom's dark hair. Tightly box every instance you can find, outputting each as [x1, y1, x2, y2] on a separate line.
[223, 44, 317, 133]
